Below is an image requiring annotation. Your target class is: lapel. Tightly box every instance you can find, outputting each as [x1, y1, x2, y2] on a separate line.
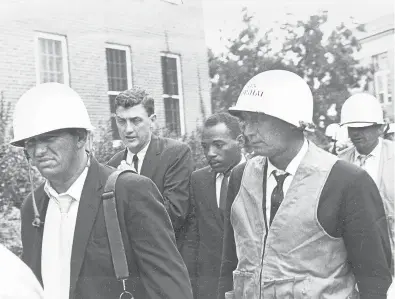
[140, 135, 161, 179]
[30, 184, 50, 284]
[377, 140, 393, 190]
[69, 157, 108, 295]
[203, 167, 224, 229]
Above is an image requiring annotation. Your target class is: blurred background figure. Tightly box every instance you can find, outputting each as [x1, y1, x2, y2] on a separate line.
[339, 92, 394, 272]
[0, 244, 44, 299]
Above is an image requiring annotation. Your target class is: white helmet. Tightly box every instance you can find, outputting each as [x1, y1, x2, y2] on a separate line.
[11, 83, 94, 147]
[229, 70, 314, 128]
[340, 93, 384, 127]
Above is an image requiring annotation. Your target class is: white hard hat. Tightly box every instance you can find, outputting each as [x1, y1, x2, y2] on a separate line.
[11, 83, 94, 147]
[340, 93, 384, 127]
[325, 123, 340, 140]
[229, 70, 314, 128]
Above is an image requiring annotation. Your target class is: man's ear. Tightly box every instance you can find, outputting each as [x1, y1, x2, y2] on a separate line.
[150, 114, 157, 122]
[236, 134, 245, 149]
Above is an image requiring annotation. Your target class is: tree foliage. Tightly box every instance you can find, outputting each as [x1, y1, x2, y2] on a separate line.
[209, 9, 371, 128]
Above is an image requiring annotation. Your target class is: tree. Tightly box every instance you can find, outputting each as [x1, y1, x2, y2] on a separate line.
[209, 9, 289, 112]
[209, 9, 371, 128]
[279, 12, 371, 126]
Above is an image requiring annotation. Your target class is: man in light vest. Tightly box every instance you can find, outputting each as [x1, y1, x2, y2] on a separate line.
[339, 93, 394, 271]
[217, 70, 392, 299]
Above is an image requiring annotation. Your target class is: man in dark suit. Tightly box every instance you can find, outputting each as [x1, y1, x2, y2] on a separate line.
[107, 88, 194, 249]
[12, 83, 193, 299]
[187, 113, 244, 299]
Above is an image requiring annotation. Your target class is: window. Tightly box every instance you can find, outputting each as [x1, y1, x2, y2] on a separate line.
[35, 32, 69, 85]
[161, 54, 184, 135]
[106, 44, 132, 139]
[372, 52, 392, 104]
[162, 0, 183, 4]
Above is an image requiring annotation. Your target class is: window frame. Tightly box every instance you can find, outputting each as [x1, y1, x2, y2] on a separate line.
[105, 43, 133, 95]
[161, 53, 185, 135]
[374, 70, 392, 104]
[105, 43, 133, 140]
[35, 32, 70, 86]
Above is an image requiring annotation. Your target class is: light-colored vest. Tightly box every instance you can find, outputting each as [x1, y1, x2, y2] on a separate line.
[226, 143, 358, 299]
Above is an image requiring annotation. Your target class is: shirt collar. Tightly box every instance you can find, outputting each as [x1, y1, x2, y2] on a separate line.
[354, 138, 382, 160]
[127, 139, 151, 162]
[267, 138, 309, 177]
[44, 162, 89, 202]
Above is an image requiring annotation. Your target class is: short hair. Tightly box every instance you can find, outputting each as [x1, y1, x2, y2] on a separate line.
[114, 88, 155, 116]
[203, 112, 242, 139]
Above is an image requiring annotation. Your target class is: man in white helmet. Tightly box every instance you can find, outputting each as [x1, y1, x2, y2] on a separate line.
[339, 93, 394, 271]
[12, 83, 193, 299]
[217, 70, 392, 299]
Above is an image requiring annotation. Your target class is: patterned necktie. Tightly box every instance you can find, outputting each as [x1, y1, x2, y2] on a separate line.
[357, 154, 371, 168]
[132, 154, 139, 174]
[219, 171, 231, 210]
[270, 170, 289, 225]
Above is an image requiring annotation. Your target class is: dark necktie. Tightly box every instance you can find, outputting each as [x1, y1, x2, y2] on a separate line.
[219, 171, 231, 210]
[132, 154, 139, 174]
[270, 170, 289, 225]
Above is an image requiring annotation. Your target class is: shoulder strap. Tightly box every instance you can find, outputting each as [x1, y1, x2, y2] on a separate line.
[102, 169, 136, 280]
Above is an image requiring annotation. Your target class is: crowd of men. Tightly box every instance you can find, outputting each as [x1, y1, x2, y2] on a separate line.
[2, 69, 394, 299]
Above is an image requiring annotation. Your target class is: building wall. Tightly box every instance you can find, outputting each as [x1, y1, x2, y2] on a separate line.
[0, 0, 211, 137]
[354, 14, 394, 121]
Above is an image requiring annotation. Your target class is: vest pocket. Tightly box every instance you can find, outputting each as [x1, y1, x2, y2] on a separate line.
[232, 270, 258, 299]
[261, 276, 309, 298]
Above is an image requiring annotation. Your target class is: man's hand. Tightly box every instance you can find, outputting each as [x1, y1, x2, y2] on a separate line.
[117, 160, 135, 172]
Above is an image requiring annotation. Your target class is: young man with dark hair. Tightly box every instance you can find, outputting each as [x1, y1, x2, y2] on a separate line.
[107, 87, 194, 251]
[186, 112, 244, 299]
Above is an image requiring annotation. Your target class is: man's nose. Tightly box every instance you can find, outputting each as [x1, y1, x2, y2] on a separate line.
[125, 121, 135, 133]
[207, 145, 217, 158]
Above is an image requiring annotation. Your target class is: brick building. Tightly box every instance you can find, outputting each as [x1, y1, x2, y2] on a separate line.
[354, 13, 394, 121]
[0, 0, 211, 139]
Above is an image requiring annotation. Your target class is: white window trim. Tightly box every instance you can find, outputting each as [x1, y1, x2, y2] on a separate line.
[374, 70, 391, 104]
[35, 32, 69, 86]
[105, 43, 132, 94]
[161, 53, 185, 135]
[162, 0, 183, 4]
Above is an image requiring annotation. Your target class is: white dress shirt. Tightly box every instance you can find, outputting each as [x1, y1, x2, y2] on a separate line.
[126, 139, 151, 174]
[41, 166, 89, 299]
[215, 155, 246, 207]
[0, 244, 44, 299]
[265, 139, 309, 225]
[353, 138, 382, 184]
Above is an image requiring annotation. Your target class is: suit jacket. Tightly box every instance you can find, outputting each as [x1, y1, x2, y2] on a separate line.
[338, 139, 394, 212]
[107, 135, 194, 242]
[190, 166, 225, 299]
[21, 158, 193, 299]
[338, 139, 394, 264]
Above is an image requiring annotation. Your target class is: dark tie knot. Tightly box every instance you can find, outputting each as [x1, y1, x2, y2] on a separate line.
[273, 170, 289, 185]
[132, 155, 139, 163]
[223, 171, 231, 178]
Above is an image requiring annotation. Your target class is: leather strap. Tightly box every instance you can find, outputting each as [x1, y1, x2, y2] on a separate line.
[102, 169, 136, 280]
